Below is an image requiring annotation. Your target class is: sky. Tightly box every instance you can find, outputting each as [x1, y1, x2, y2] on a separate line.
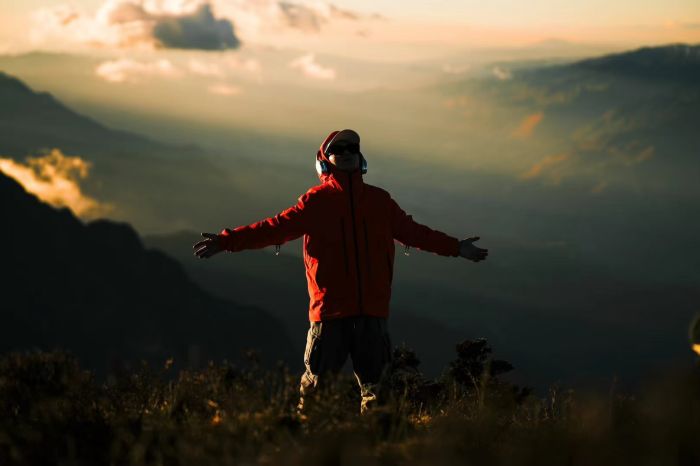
[1, 0, 699, 58]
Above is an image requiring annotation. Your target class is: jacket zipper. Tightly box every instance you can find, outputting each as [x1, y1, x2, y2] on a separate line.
[348, 175, 363, 314]
[340, 218, 349, 275]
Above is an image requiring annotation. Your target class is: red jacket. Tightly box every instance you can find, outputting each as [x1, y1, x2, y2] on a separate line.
[220, 132, 460, 321]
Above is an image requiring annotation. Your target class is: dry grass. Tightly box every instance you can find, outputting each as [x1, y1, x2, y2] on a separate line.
[0, 344, 698, 466]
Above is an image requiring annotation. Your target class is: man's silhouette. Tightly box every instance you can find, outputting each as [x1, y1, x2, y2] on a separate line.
[193, 129, 488, 413]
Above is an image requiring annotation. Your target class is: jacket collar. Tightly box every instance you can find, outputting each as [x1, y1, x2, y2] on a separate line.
[321, 168, 364, 195]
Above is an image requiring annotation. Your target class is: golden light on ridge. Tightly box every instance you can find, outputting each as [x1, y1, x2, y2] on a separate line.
[512, 112, 544, 139]
[0, 149, 110, 218]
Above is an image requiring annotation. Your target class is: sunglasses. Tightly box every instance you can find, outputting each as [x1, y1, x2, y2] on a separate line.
[328, 142, 360, 155]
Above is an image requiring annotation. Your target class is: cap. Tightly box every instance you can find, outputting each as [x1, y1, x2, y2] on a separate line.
[324, 129, 360, 153]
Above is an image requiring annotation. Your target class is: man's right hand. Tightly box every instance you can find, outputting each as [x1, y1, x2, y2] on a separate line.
[193, 232, 224, 259]
[459, 236, 488, 262]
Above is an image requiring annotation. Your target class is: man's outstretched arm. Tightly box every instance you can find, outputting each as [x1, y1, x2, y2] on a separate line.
[389, 197, 488, 262]
[194, 190, 320, 259]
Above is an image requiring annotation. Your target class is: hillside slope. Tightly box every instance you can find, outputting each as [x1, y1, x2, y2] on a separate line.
[0, 172, 293, 373]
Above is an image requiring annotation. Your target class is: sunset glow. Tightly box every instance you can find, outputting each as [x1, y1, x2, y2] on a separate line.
[512, 112, 544, 139]
[1, 0, 699, 57]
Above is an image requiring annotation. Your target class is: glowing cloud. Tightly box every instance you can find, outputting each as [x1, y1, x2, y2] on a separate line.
[278, 2, 325, 32]
[277, 1, 369, 33]
[442, 64, 470, 75]
[289, 53, 336, 80]
[520, 153, 569, 180]
[512, 112, 544, 139]
[31, 1, 240, 51]
[0, 149, 111, 218]
[189, 56, 261, 78]
[693, 344, 700, 356]
[29, 0, 374, 52]
[96, 58, 181, 83]
[492, 66, 512, 80]
[208, 83, 241, 95]
[188, 59, 226, 77]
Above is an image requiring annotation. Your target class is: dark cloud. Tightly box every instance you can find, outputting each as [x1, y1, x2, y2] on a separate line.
[277, 2, 324, 32]
[153, 4, 240, 50]
[277, 2, 385, 33]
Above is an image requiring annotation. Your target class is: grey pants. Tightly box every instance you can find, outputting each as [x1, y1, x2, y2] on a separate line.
[299, 316, 392, 414]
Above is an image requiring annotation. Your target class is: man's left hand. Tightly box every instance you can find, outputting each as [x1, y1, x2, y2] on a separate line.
[459, 236, 488, 262]
[193, 232, 224, 259]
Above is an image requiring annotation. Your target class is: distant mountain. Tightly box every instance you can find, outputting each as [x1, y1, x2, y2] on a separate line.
[0, 71, 154, 156]
[0, 172, 293, 374]
[440, 43, 700, 197]
[574, 44, 700, 82]
[0, 71, 257, 233]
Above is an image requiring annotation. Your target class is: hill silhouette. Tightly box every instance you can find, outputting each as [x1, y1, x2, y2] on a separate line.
[575, 43, 700, 82]
[0, 71, 260, 232]
[0, 171, 293, 374]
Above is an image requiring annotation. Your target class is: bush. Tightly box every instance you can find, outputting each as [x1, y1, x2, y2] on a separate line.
[0, 344, 698, 466]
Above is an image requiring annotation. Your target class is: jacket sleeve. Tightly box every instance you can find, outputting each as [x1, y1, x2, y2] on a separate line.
[219, 189, 321, 252]
[389, 196, 460, 257]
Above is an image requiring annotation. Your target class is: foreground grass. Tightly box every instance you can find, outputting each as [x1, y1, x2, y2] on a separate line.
[0, 347, 698, 466]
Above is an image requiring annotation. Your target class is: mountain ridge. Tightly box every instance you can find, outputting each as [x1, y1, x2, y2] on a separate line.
[0, 170, 294, 375]
[0, 70, 256, 233]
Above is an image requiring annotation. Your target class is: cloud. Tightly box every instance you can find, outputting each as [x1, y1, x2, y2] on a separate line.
[492, 66, 512, 81]
[571, 110, 655, 167]
[223, 56, 261, 73]
[329, 4, 360, 20]
[188, 56, 261, 78]
[188, 59, 226, 77]
[32, 1, 240, 51]
[520, 153, 569, 180]
[664, 20, 700, 30]
[278, 2, 325, 32]
[153, 4, 240, 50]
[272, 1, 378, 33]
[442, 64, 470, 75]
[511, 112, 544, 139]
[30, 0, 379, 52]
[0, 149, 111, 218]
[96, 58, 182, 83]
[289, 53, 336, 79]
[208, 83, 241, 95]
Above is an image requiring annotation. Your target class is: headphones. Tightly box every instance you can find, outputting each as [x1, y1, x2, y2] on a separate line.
[316, 151, 367, 176]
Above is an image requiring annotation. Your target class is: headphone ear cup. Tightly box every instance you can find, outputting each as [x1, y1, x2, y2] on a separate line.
[316, 159, 329, 175]
[360, 153, 368, 174]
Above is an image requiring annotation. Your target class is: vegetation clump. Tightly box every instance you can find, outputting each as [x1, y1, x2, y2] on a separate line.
[0, 342, 698, 466]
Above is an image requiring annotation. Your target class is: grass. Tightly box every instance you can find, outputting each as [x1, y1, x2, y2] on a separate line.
[0, 342, 698, 466]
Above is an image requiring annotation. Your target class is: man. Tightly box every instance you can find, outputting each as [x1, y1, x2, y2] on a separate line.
[193, 129, 488, 413]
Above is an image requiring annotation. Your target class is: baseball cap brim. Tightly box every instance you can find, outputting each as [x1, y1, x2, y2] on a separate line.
[324, 129, 360, 153]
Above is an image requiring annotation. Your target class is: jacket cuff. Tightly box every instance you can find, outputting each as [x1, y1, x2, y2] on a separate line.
[219, 228, 233, 251]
